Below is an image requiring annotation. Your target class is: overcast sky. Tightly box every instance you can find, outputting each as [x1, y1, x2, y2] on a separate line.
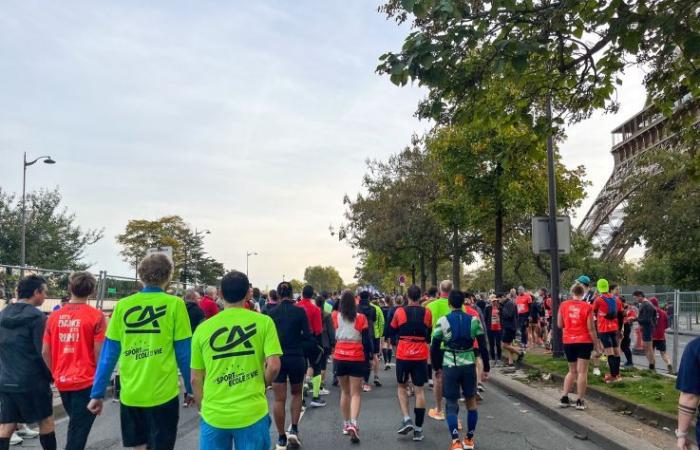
[0, 1, 647, 289]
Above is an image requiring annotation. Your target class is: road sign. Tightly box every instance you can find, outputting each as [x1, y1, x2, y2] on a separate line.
[146, 246, 173, 260]
[107, 287, 117, 295]
[532, 216, 571, 254]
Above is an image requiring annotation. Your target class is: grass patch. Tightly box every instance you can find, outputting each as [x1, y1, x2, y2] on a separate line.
[524, 353, 678, 416]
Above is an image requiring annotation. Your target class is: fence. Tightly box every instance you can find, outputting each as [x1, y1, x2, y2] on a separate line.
[0, 264, 191, 313]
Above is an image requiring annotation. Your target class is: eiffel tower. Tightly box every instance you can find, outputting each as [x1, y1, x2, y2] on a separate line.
[578, 96, 699, 260]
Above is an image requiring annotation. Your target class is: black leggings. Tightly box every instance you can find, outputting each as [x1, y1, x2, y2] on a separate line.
[488, 330, 502, 361]
[621, 323, 633, 364]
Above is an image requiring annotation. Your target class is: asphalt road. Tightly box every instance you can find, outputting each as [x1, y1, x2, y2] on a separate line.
[33, 367, 605, 450]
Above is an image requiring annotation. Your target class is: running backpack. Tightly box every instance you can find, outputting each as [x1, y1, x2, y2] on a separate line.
[602, 295, 618, 320]
[445, 311, 474, 351]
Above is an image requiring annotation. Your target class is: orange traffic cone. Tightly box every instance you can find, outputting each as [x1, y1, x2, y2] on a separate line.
[632, 324, 645, 355]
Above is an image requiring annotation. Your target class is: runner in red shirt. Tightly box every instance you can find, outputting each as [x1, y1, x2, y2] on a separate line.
[515, 288, 532, 348]
[297, 285, 324, 406]
[42, 272, 106, 450]
[620, 297, 638, 367]
[650, 297, 673, 373]
[389, 285, 432, 440]
[199, 287, 220, 319]
[591, 279, 624, 383]
[557, 284, 601, 410]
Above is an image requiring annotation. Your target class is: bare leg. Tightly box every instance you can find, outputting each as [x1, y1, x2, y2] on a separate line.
[562, 362, 577, 397]
[349, 377, 363, 420]
[576, 359, 590, 400]
[398, 383, 410, 417]
[272, 383, 288, 435]
[339, 376, 351, 421]
[433, 369, 443, 412]
[290, 383, 303, 426]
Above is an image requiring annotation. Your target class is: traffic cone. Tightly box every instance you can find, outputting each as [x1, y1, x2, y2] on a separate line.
[632, 324, 645, 355]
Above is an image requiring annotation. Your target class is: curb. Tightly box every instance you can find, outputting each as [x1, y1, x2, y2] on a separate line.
[490, 372, 662, 450]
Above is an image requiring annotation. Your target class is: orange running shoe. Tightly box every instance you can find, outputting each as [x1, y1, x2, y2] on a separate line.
[429, 408, 445, 421]
[462, 437, 475, 449]
[450, 440, 463, 450]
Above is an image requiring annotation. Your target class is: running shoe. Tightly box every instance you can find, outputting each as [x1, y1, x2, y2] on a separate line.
[428, 408, 445, 420]
[477, 383, 486, 393]
[516, 351, 525, 364]
[575, 399, 586, 411]
[10, 433, 22, 446]
[342, 424, 349, 435]
[319, 388, 330, 396]
[275, 435, 288, 450]
[462, 437, 475, 449]
[310, 397, 327, 408]
[287, 430, 301, 449]
[428, 379, 434, 388]
[374, 376, 382, 387]
[592, 367, 602, 377]
[16, 426, 39, 439]
[347, 424, 360, 443]
[604, 374, 614, 384]
[667, 364, 674, 374]
[449, 440, 462, 450]
[362, 383, 372, 392]
[559, 396, 571, 408]
[397, 418, 414, 435]
[475, 392, 483, 402]
[413, 429, 424, 441]
[623, 361, 634, 368]
[385, 364, 391, 371]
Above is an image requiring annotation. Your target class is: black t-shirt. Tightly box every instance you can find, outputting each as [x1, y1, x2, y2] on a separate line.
[268, 300, 312, 357]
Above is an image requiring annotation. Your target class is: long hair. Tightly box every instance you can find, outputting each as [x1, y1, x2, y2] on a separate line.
[340, 290, 357, 322]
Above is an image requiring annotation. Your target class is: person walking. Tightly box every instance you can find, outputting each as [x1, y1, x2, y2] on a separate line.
[88, 253, 194, 450]
[42, 272, 106, 450]
[620, 298, 637, 368]
[485, 295, 502, 364]
[262, 289, 280, 315]
[314, 296, 335, 395]
[183, 288, 205, 333]
[514, 287, 532, 350]
[558, 284, 602, 411]
[650, 297, 674, 374]
[0, 275, 56, 450]
[332, 290, 372, 443]
[191, 271, 282, 450]
[499, 292, 524, 366]
[389, 285, 432, 442]
[199, 286, 220, 320]
[297, 285, 326, 408]
[592, 279, 624, 383]
[268, 282, 313, 450]
[635, 291, 658, 371]
[426, 280, 453, 421]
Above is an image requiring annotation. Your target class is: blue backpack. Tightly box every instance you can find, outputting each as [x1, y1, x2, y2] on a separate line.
[445, 311, 474, 351]
[602, 294, 618, 320]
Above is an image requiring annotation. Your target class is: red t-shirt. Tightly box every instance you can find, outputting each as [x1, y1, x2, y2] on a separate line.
[592, 295, 623, 333]
[560, 300, 593, 344]
[43, 303, 106, 391]
[390, 306, 432, 361]
[332, 311, 368, 362]
[297, 298, 322, 335]
[199, 296, 219, 319]
[544, 297, 553, 319]
[464, 306, 481, 349]
[515, 294, 532, 315]
[490, 304, 502, 331]
[653, 308, 668, 341]
[623, 307, 637, 324]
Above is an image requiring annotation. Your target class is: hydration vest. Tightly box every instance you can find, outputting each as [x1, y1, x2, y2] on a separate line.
[397, 306, 428, 342]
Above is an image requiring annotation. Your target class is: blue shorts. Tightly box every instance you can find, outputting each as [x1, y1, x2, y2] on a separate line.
[200, 415, 271, 450]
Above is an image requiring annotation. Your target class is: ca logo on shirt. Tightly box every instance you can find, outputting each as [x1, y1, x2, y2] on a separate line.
[209, 324, 257, 360]
[124, 305, 167, 334]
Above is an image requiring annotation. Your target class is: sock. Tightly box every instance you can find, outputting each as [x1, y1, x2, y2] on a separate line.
[414, 407, 426, 428]
[447, 414, 460, 440]
[613, 356, 621, 376]
[279, 434, 287, 442]
[382, 349, 389, 363]
[0, 438, 9, 450]
[387, 349, 393, 364]
[40, 433, 57, 450]
[312, 375, 322, 397]
[607, 356, 614, 375]
[404, 415, 411, 422]
[291, 424, 298, 433]
[649, 363, 655, 370]
[467, 410, 478, 439]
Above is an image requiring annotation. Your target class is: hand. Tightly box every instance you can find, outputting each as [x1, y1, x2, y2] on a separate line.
[183, 393, 195, 408]
[481, 371, 490, 382]
[676, 436, 690, 450]
[87, 398, 103, 415]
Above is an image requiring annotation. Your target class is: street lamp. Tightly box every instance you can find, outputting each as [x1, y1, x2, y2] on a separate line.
[21, 152, 56, 276]
[246, 251, 258, 278]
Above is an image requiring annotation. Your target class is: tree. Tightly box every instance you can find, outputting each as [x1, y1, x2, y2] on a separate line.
[116, 216, 224, 286]
[0, 188, 103, 269]
[303, 265, 344, 293]
[289, 279, 305, 296]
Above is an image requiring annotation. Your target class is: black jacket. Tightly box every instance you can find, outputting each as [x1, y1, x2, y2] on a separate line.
[268, 300, 313, 357]
[0, 303, 52, 392]
[185, 301, 205, 332]
[499, 299, 518, 330]
[320, 311, 336, 349]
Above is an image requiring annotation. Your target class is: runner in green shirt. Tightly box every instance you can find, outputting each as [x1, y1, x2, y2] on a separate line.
[89, 253, 193, 450]
[425, 280, 453, 421]
[191, 271, 282, 450]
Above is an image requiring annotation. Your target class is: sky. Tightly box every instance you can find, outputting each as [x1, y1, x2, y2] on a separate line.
[0, 1, 647, 289]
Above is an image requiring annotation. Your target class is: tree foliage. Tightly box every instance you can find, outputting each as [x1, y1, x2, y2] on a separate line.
[0, 188, 103, 270]
[303, 265, 344, 293]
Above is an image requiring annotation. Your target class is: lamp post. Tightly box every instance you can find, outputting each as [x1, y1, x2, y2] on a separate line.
[246, 251, 258, 278]
[21, 152, 56, 277]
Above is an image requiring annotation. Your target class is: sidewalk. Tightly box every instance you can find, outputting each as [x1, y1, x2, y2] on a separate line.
[490, 367, 677, 450]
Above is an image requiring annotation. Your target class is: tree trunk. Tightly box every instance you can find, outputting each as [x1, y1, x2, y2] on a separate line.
[419, 252, 427, 292]
[494, 208, 504, 293]
[452, 224, 461, 290]
[430, 245, 438, 288]
[411, 263, 416, 286]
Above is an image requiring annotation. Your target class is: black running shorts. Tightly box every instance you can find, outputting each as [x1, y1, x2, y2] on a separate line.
[599, 332, 618, 349]
[502, 328, 516, 344]
[0, 386, 52, 424]
[396, 359, 429, 386]
[120, 396, 179, 449]
[275, 355, 307, 385]
[334, 359, 368, 378]
[653, 340, 667, 353]
[563, 343, 594, 363]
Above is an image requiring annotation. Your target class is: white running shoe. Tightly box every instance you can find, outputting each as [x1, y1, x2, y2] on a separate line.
[10, 433, 23, 446]
[16, 426, 39, 439]
[319, 388, 330, 396]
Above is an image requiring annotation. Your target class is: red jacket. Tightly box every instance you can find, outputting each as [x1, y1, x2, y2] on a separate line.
[653, 307, 668, 341]
[199, 296, 219, 319]
[296, 298, 322, 335]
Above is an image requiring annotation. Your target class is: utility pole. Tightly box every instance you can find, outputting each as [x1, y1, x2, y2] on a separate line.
[546, 96, 563, 359]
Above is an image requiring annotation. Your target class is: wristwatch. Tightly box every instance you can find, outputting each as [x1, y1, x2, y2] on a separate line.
[675, 429, 688, 438]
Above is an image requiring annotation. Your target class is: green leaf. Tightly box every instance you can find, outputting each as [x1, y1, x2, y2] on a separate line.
[401, 0, 416, 11]
[512, 54, 528, 73]
[683, 34, 700, 57]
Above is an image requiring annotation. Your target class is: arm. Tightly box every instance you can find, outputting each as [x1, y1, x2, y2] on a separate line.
[476, 333, 490, 373]
[174, 338, 193, 394]
[42, 342, 52, 371]
[676, 392, 699, 449]
[191, 368, 205, 410]
[557, 308, 564, 330]
[430, 336, 444, 371]
[587, 313, 602, 353]
[361, 328, 372, 361]
[265, 355, 281, 386]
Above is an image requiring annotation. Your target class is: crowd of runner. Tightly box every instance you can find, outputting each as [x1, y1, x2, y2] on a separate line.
[0, 253, 698, 450]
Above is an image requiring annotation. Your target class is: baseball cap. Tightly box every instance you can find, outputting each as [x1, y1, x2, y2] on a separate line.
[577, 275, 591, 286]
[597, 278, 609, 294]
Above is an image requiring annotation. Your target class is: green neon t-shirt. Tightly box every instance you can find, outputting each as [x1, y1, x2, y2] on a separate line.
[191, 307, 282, 429]
[105, 291, 191, 407]
[426, 298, 450, 338]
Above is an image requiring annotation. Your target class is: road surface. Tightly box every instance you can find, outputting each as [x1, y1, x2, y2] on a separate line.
[41, 367, 604, 450]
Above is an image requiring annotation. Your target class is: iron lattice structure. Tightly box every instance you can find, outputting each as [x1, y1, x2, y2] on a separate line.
[578, 96, 699, 261]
